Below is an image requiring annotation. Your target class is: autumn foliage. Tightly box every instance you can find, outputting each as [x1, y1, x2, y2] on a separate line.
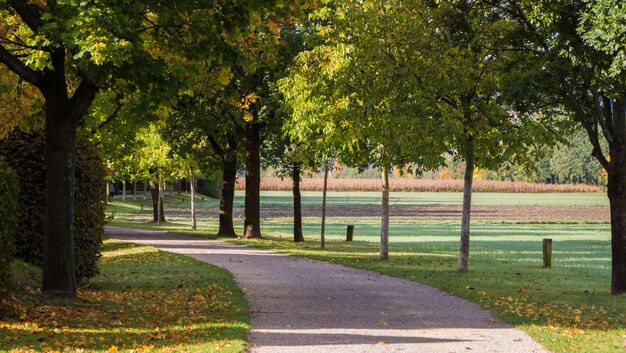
[236, 177, 603, 193]
[0, 240, 247, 353]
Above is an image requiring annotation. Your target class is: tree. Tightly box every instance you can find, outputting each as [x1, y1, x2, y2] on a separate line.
[505, 0, 626, 294]
[0, 0, 279, 295]
[234, 15, 312, 239]
[412, 1, 556, 272]
[264, 135, 319, 242]
[164, 92, 243, 237]
[136, 124, 176, 224]
[280, 2, 450, 259]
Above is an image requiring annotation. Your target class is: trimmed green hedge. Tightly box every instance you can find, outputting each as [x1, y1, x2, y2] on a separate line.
[0, 156, 19, 293]
[0, 129, 106, 282]
[74, 133, 107, 281]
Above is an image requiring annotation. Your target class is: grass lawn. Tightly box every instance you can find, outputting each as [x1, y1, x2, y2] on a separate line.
[106, 191, 623, 353]
[0, 239, 248, 353]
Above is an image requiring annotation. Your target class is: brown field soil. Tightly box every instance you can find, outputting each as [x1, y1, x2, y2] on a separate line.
[257, 204, 609, 222]
[237, 177, 603, 193]
[130, 203, 609, 223]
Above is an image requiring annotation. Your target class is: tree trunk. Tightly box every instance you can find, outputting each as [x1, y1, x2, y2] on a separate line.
[603, 96, 626, 295]
[293, 163, 304, 242]
[218, 148, 238, 237]
[105, 179, 110, 204]
[321, 162, 329, 250]
[458, 136, 475, 273]
[244, 124, 262, 238]
[150, 181, 159, 223]
[1, 25, 98, 297]
[122, 180, 126, 201]
[607, 140, 626, 294]
[158, 177, 165, 224]
[190, 168, 196, 230]
[133, 180, 137, 201]
[379, 166, 390, 260]
[608, 186, 626, 295]
[42, 111, 78, 296]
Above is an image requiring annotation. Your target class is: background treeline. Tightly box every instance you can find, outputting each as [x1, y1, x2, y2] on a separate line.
[261, 128, 605, 186]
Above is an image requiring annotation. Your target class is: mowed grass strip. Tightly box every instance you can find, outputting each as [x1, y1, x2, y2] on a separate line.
[0, 239, 248, 353]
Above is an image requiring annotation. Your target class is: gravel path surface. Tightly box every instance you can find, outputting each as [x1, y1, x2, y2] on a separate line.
[106, 226, 549, 353]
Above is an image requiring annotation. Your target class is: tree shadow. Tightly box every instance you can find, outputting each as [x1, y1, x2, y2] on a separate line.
[1, 241, 248, 352]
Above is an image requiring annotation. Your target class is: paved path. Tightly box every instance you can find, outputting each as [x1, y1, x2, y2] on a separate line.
[106, 226, 548, 353]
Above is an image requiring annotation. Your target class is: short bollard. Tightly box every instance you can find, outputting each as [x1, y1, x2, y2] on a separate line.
[346, 225, 354, 242]
[543, 238, 552, 267]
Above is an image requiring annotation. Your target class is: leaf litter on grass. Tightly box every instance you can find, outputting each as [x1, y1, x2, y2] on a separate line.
[0, 240, 248, 353]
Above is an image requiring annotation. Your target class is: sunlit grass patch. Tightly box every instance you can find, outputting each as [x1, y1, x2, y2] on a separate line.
[0, 240, 248, 353]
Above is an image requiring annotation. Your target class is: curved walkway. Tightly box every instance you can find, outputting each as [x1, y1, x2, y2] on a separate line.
[105, 226, 548, 353]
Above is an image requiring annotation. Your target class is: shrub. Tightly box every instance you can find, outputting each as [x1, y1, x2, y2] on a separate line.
[0, 130, 45, 268]
[74, 134, 106, 281]
[0, 156, 19, 293]
[0, 129, 106, 282]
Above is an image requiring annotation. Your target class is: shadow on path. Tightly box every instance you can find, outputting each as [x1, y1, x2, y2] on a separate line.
[106, 226, 548, 353]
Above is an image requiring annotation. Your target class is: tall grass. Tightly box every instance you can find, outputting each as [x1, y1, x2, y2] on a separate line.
[237, 177, 603, 193]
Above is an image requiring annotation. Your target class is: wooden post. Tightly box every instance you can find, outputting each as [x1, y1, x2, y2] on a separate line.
[543, 238, 552, 267]
[346, 225, 354, 241]
[190, 168, 196, 230]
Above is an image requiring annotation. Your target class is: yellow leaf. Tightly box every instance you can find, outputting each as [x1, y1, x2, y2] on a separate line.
[217, 66, 233, 86]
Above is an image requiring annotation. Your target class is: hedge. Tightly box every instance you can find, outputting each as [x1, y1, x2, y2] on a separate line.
[0, 156, 19, 293]
[0, 129, 106, 282]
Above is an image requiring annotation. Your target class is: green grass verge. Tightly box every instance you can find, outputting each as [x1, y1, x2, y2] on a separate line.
[0, 239, 248, 353]
[106, 192, 622, 353]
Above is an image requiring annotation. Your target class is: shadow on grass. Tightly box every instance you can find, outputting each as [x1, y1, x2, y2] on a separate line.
[1, 241, 248, 352]
[230, 235, 626, 332]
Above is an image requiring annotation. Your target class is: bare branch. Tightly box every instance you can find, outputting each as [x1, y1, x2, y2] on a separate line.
[0, 37, 40, 50]
[207, 135, 225, 156]
[0, 44, 42, 87]
[566, 93, 610, 170]
[68, 78, 99, 124]
[8, 0, 43, 32]
[590, 84, 613, 144]
[90, 103, 124, 136]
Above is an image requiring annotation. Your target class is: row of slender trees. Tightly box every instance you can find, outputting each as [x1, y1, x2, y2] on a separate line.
[0, 0, 625, 296]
